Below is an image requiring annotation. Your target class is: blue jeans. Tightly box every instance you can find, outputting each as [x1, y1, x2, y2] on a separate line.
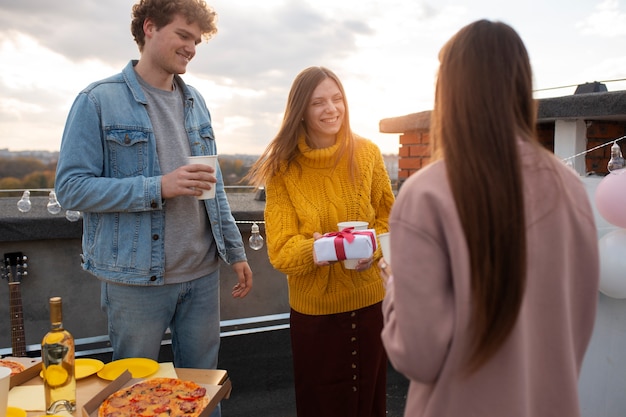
[101, 271, 222, 416]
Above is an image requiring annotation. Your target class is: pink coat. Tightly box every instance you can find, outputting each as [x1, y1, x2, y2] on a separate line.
[382, 142, 599, 417]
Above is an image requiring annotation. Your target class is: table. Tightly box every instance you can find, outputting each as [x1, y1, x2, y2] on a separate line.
[12, 364, 229, 417]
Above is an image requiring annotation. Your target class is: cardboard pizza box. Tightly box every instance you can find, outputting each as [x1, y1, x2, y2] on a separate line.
[82, 368, 232, 417]
[2, 356, 42, 389]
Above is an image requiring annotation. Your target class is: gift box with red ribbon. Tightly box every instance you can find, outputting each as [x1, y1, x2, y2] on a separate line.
[313, 227, 378, 262]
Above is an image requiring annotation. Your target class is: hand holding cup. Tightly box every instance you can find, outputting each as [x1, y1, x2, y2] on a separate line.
[161, 159, 218, 200]
[187, 155, 218, 199]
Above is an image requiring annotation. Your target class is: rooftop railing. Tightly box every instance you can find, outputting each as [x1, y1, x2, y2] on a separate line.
[0, 189, 286, 357]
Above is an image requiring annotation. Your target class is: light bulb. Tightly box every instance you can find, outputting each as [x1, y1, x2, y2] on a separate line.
[65, 210, 81, 222]
[47, 190, 62, 215]
[607, 141, 626, 172]
[17, 190, 32, 213]
[248, 222, 264, 250]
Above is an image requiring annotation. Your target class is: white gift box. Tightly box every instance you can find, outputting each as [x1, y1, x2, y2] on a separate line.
[314, 228, 378, 262]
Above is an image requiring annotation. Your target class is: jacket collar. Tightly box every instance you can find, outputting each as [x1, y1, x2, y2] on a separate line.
[122, 60, 194, 106]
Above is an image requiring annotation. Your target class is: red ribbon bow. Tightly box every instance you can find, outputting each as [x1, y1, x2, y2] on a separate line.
[323, 227, 376, 261]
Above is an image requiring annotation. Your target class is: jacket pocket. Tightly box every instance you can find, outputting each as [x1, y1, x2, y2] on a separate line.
[105, 129, 150, 177]
[188, 124, 217, 156]
[199, 125, 215, 142]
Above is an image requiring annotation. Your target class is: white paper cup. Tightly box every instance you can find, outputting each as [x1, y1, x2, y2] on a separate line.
[378, 232, 391, 264]
[188, 155, 218, 199]
[337, 221, 368, 231]
[0, 366, 11, 415]
[337, 221, 369, 269]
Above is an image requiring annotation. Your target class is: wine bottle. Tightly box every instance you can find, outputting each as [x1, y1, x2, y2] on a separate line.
[41, 296, 76, 413]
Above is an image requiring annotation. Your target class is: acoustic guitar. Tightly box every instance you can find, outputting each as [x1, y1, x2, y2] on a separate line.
[2, 251, 28, 357]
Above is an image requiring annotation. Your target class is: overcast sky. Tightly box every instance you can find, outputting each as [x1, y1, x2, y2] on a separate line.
[1, 0, 625, 156]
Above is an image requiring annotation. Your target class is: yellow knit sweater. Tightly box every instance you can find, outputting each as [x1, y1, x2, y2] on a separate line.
[264, 134, 395, 315]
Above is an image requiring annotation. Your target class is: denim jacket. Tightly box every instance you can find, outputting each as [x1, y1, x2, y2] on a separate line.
[55, 60, 247, 285]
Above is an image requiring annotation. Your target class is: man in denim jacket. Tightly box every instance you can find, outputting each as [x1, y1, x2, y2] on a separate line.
[55, 0, 252, 403]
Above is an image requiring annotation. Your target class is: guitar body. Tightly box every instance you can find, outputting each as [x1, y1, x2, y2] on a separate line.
[2, 252, 28, 357]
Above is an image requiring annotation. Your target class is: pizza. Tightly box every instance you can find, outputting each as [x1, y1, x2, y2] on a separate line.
[99, 377, 209, 417]
[0, 359, 26, 375]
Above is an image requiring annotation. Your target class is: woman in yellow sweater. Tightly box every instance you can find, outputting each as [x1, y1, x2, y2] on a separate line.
[245, 66, 395, 416]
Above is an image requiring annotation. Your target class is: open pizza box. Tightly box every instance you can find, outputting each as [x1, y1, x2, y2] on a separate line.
[3, 356, 42, 389]
[82, 368, 232, 417]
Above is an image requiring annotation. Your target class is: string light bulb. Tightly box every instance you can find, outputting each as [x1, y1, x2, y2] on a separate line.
[17, 190, 32, 213]
[46, 190, 62, 215]
[65, 210, 81, 222]
[607, 141, 626, 172]
[249, 222, 264, 250]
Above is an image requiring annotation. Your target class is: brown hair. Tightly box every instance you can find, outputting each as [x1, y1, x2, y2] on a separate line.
[131, 0, 218, 51]
[431, 20, 538, 373]
[244, 66, 356, 186]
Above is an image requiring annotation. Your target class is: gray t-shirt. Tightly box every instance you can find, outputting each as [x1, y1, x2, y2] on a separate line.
[137, 74, 218, 283]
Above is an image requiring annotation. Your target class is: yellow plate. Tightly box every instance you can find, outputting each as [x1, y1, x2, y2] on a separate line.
[39, 358, 105, 380]
[75, 357, 105, 379]
[97, 357, 159, 381]
[7, 407, 27, 417]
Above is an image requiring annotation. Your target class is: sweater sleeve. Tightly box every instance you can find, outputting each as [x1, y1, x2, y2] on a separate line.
[264, 173, 318, 276]
[381, 166, 456, 383]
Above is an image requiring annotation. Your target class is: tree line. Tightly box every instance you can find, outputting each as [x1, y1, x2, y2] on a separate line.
[0, 157, 56, 190]
[0, 156, 254, 191]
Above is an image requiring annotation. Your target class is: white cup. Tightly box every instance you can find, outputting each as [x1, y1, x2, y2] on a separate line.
[378, 232, 391, 264]
[0, 366, 11, 416]
[337, 221, 369, 269]
[187, 155, 218, 199]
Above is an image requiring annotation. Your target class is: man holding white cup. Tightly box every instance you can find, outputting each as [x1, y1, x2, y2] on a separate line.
[55, 3, 252, 410]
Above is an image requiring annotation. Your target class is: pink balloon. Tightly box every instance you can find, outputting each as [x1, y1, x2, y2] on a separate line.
[595, 169, 626, 228]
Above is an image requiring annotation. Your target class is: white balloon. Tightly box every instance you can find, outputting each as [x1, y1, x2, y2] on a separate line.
[598, 228, 626, 298]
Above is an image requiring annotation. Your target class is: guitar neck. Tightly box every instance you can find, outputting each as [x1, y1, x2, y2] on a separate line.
[9, 282, 27, 357]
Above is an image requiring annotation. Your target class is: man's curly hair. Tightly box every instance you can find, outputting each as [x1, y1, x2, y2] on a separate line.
[131, 0, 218, 51]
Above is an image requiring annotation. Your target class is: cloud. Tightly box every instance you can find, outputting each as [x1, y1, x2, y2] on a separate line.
[0, 0, 378, 153]
[1, 0, 625, 155]
[194, 1, 374, 86]
[577, 0, 626, 37]
[0, 0, 135, 65]
[0, 0, 375, 87]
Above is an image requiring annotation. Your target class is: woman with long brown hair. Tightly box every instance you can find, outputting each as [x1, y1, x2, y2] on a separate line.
[381, 20, 599, 416]
[245, 66, 395, 416]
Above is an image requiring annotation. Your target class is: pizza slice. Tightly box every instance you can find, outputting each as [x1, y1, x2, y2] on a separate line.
[0, 358, 27, 376]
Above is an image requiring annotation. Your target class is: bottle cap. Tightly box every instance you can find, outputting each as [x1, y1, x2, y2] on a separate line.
[49, 296, 63, 324]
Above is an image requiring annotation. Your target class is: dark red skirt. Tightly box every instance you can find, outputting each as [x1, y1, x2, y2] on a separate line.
[290, 302, 387, 417]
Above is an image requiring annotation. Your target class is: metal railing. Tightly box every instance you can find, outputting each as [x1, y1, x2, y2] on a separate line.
[0, 313, 291, 358]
